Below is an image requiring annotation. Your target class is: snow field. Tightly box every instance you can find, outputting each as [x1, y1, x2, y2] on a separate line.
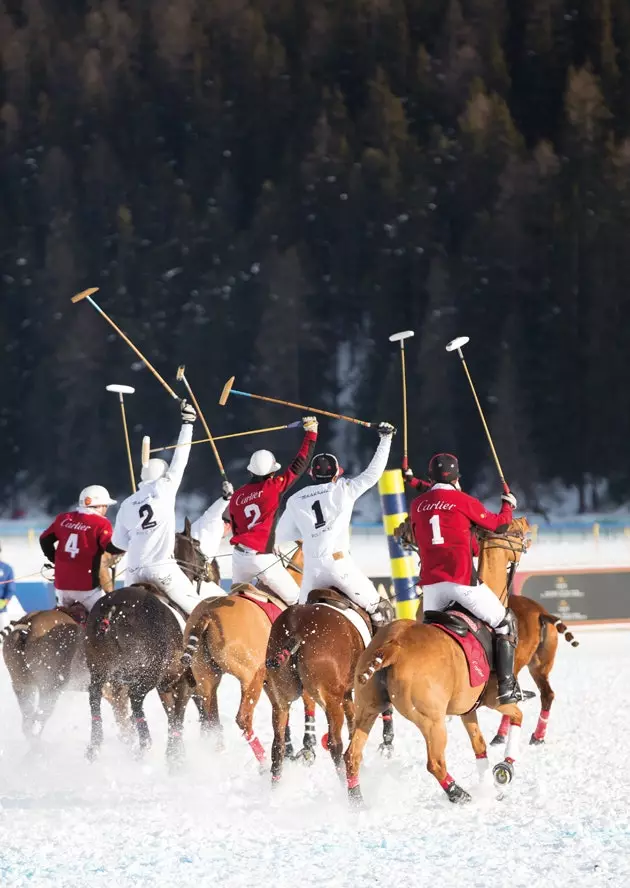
[1, 629, 629, 887]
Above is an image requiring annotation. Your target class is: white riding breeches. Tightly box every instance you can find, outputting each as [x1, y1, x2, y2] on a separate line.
[127, 560, 215, 616]
[300, 555, 380, 614]
[231, 550, 299, 606]
[56, 587, 105, 612]
[422, 581, 508, 633]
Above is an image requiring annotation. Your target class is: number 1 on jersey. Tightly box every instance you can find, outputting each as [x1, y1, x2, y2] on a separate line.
[429, 514, 445, 545]
[311, 500, 326, 529]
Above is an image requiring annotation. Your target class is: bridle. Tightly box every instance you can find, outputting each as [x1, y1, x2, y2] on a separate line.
[276, 543, 303, 576]
[475, 526, 530, 605]
[175, 537, 216, 592]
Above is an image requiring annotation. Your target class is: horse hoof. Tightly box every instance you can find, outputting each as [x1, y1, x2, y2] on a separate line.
[377, 742, 394, 759]
[490, 734, 506, 747]
[295, 747, 316, 766]
[493, 759, 515, 787]
[445, 783, 472, 804]
[348, 786, 366, 810]
[86, 745, 100, 763]
[529, 735, 545, 746]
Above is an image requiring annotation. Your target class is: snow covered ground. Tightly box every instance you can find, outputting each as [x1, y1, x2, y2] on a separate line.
[1, 629, 628, 888]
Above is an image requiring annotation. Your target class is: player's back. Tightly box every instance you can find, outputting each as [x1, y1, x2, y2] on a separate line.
[47, 510, 112, 591]
[285, 481, 355, 558]
[411, 485, 476, 585]
[115, 481, 176, 569]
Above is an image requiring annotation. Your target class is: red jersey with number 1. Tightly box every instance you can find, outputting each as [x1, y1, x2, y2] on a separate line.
[410, 483, 513, 586]
[230, 431, 317, 553]
[40, 510, 113, 591]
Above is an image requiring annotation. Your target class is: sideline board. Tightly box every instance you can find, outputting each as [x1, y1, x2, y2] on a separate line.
[513, 569, 630, 623]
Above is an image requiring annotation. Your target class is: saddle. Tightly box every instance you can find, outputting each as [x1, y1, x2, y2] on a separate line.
[306, 587, 373, 639]
[423, 605, 494, 689]
[231, 583, 288, 624]
[56, 603, 89, 626]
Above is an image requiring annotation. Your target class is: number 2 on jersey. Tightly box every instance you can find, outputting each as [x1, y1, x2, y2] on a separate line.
[64, 532, 80, 559]
[244, 504, 261, 530]
[311, 500, 326, 529]
[139, 504, 157, 530]
[429, 514, 445, 545]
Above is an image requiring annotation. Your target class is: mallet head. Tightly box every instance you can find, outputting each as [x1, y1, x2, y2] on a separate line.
[71, 287, 100, 304]
[445, 336, 470, 353]
[106, 384, 135, 395]
[219, 376, 235, 406]
[176, 365, 186, 382]
[141, 436, 151, 468]
[389, 330, 415, 343]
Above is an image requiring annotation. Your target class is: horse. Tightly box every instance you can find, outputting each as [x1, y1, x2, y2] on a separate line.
[84, 518, 219, 764]
[264, 588, 395, 785]
[344, 516, 549, 806]
[183, 544, 305, 766]
[2, 552, 130, 739]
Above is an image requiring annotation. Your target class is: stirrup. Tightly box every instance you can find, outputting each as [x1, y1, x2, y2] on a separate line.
[497, 679, 523, 705]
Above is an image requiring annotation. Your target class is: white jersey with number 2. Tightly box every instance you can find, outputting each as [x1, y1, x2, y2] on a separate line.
[112, 424, 192, 571]
[276, 436, 392, 558]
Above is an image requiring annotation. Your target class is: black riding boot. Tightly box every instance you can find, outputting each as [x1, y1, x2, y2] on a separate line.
[494, 634, 522, 705]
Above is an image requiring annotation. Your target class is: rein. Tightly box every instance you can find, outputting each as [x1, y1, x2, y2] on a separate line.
[476, 528, 529, 606]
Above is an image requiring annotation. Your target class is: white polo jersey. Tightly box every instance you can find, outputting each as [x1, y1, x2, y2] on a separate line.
[112, 424, 192, 571]
[276, 436, 391, 559]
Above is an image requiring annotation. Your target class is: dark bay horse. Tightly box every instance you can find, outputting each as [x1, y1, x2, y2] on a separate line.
[264, 588, 395, 785]
[345, 517, 542, 806]
[85, 519, 218, 763]
[183, 545, 304, 766]
[2, 552, 130, 738]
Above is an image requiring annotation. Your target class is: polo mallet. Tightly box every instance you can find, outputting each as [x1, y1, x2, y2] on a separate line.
[219, 377, 377, 428]
[141, 436, 151, 469]
[445, 336, 510, 494]
[389, 330, 415, 470]
[176, 365, 228, 483]
[106, 384, 136, 493]
[150, 421, 302, 453]
[71, 288, 181, 402]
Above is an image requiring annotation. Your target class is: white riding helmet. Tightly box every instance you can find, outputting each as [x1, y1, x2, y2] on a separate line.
[247, 449, 281, 476]
[79, 485, 117, 508]
[141, 458, 168, 483]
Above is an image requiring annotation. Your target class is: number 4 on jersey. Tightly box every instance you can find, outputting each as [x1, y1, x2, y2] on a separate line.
[64, 532, 80, 559]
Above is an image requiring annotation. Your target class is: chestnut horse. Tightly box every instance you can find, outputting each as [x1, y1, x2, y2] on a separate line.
[183, 545, 304, 766]
[264, 588, 395, 785]
[84, 520, 218, 763]
[345, 517, 539, 806]
[1, 552, 130, 738]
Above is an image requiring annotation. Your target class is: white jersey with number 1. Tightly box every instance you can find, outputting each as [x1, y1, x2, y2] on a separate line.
[276, 436, 392, 558]
[112, 424, 192, 571]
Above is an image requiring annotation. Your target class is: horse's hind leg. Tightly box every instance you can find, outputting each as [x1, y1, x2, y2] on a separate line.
[192, 665, 224, 750]
[235, 666, 266, 766]
[294, 691, 317, 764]
[130, 689, 152, 751]
[270, 701, 290, 785]
[86, 672, 106, 762]
[527, 634, 558, 746]
[344, 697, 381, 808]
[159, 680, 190, 766]
[415, 712, 471, 804]
[322, 690, 348, 782]
[460, 711, 491, 784]
[104, 683, 133, 745]
[378, 706, 395, 758]
[10, 679, 38, 738]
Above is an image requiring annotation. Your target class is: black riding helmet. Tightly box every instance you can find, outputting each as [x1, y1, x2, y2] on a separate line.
[428, 452, 460, 484]
[310, 453, 341, 482]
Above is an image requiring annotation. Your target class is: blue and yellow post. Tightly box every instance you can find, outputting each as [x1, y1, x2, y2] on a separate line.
[378, 469, 419, 619]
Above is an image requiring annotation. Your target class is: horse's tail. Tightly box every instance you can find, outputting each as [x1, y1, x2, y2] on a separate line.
[265, 634, 302, 670]
[539, 612, 579, 648]
[181, 607, 217, 667]
[0, 618, 31, 647]
[357, 637, 403, 685]
[96, 603, 117, 636]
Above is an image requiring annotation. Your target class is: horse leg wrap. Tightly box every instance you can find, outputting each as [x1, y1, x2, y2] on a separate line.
[381, 710, 394, 746]
[531, 709, 550, 744]
[181, 634, 199, 667]
[244, 730, 266, 763]
[303, 710, 316, 749]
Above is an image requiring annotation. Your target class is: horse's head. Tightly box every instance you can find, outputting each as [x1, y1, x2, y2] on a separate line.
[174, 517, 221, 586]
[476, 515, 531, 564]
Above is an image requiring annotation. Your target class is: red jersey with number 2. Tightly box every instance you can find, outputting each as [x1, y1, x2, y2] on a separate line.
[230, 431, 317, 553]
[40, 510, 113, 591]
[410, 484, 513, 586]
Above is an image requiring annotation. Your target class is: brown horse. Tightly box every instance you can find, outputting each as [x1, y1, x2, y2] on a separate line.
[264, 588, 395, 785]
[1, 552, 130, 738]
[183, 545, 304, 766]
[476, 527, 579, 746]
[344, 517, 541, 806]
[84, 519, 218, 764]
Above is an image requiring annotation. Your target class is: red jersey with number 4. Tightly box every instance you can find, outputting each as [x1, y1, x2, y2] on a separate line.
[410, 483, 513, 586]
[230, 431, 317, 553]
[40, 510, 113, 591]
